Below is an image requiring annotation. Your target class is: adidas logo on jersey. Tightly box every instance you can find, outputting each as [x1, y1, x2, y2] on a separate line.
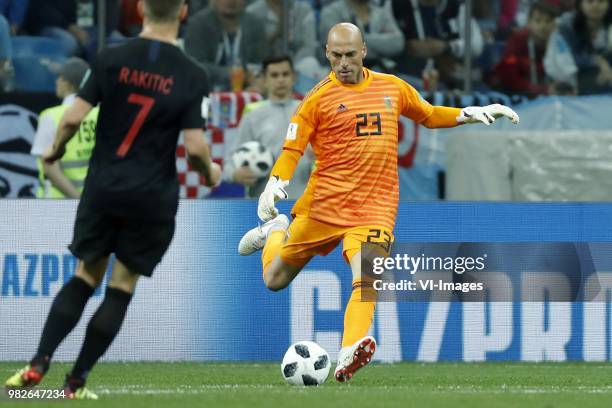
[337, 104, 348, 113]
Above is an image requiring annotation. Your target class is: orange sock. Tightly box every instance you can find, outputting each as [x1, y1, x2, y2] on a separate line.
[341, 280, 377, 347]
[262, 230, 286, 277]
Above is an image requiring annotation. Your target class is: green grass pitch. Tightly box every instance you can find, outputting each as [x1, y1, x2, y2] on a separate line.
[1, 362, 611, 407]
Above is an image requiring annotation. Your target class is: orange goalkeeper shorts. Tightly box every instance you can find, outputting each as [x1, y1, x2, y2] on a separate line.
[279, 215, 394, 266]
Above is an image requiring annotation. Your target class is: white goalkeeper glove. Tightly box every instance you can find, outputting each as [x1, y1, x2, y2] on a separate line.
[457, 104, 520, 126]
[258, 176, 289, 221]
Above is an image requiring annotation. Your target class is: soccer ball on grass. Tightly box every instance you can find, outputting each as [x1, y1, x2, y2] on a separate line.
[281, 341, 331, 386]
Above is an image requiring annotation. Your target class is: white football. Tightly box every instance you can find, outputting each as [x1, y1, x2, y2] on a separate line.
[281, 341, 331, 386]
[231, 140, 274, 179]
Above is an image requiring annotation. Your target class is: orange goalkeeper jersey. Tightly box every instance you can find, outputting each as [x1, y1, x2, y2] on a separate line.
[284, 68, 434, 230]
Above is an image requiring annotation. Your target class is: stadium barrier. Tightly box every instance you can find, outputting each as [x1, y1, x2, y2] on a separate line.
[409, 94, 612, 200]
[446, 130, 612, 200]
[1, 200, 611, 362]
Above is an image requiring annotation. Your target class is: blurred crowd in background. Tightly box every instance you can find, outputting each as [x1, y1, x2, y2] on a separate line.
[1, 0, 611, 96]
[2, 0, 612, 200]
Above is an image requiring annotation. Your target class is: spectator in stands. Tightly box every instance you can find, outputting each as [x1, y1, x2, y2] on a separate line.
[472, 0, 522, 40]
[499, 1, 520, 37]
[184, 0, 267, 91]
[0, 0, 29, 91]
[247, 0, 325, 80]
[490, 1, 559, 96]
[30, 58, 98, 198]
[0, 0, 29, 34]
[223, 55, 312, 198]
[306, 0, 393, 22]
[545, 0, 612, 94]
[474, 0, 502, 42]
[319, 0, 404, 71]
[23, 0, 90, 56]
[516, 0, 576, 26]
[67, 0, 125, 54]
[392, 0, 484, 90]
[119, 0, 142, 36]
[98, 0, 124, 42]
[189, 0, 210, 14]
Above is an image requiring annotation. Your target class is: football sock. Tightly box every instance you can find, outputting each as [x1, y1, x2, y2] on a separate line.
[342, 280, 377, 347]
[33, 276, 95, 372]
[70, 287, 133, 380]
[262, 230, 286, 276]
[63, 374, 86, 392]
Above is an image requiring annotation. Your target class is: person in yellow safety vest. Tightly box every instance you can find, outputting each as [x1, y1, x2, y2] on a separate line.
[30, 57, 99, 198]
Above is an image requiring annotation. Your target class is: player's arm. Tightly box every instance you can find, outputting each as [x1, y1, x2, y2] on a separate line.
[397, 78, 520, 128]
[256, 149, 300, 222]
[183, 128, 221, 188]
[422, 104, 520, 128]
[270, 148, 302, 181]
[42, 98, 92, 164]
[44, 55, 102, 164]
[42, 160, 81, 198]
[258, 97, 317, 221]
[421, 106, 463, 129]
[179, 73, 220, 187]
[254, 147, 302, 221]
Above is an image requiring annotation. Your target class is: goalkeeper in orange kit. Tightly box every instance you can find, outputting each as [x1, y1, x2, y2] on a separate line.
[238, 22, 519, 382]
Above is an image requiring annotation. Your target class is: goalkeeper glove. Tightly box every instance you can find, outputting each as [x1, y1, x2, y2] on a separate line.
[258, 176, 289, 221]
[457, 104, 520, 126]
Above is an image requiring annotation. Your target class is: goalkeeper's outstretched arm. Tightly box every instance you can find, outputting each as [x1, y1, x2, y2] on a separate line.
[421, 106, 463, 129]
[421, 104, 520, 129]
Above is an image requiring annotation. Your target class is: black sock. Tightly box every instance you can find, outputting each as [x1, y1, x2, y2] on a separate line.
[32, 276, 95, 372]
[63, 374, 86, 393]
[70, 287, 133, 381]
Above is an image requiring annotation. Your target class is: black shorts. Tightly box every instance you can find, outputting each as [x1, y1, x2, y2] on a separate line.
[68, 202, 176, 277]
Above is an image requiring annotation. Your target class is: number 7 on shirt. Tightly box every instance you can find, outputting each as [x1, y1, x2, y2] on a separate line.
[116, 93, 156, 158]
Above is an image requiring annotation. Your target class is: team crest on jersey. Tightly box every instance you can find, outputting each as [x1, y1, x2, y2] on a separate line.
[337, 104, 348, 113]
[383, 96, 393, 110]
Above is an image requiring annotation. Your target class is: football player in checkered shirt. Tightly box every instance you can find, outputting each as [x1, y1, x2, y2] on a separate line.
[4, 0, 220, 399]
